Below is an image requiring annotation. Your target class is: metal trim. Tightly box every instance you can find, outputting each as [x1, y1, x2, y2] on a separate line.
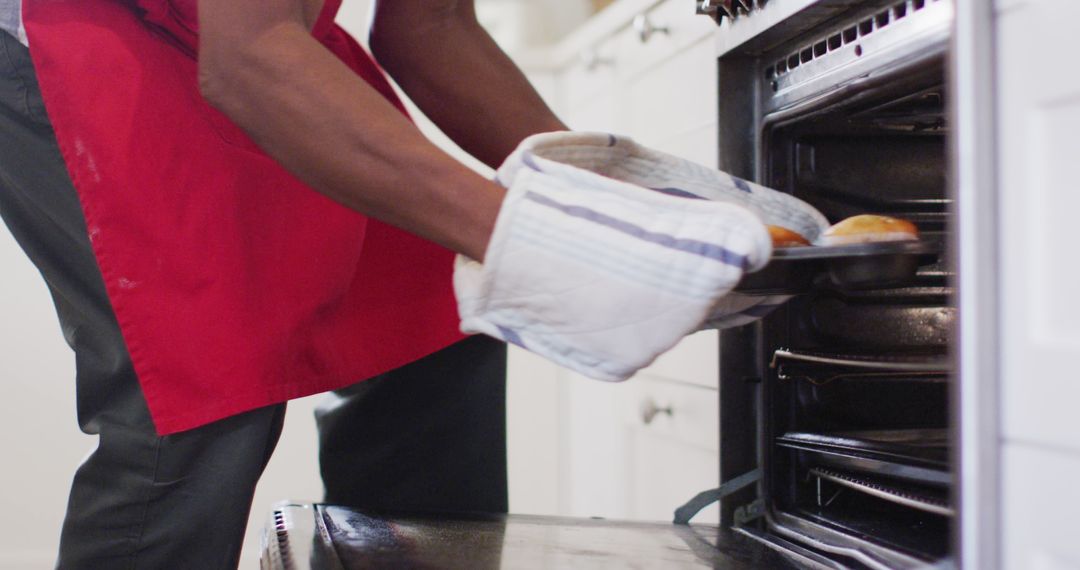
[769, 510, 932, 570]
[950, 0, 1001, 568]
[734, 526, 848, 570]
[765, 0, 952, 102]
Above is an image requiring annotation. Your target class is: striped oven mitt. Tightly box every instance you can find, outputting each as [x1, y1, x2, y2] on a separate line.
[495, 132, 831, 330]
[455, 133, 781, 382]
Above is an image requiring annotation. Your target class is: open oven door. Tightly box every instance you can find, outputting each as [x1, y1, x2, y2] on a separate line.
[259, 502, 811, 569]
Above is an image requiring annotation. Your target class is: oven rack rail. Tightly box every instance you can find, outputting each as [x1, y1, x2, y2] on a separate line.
[770, 348, 951, 385]
[771, 349, 950, 371]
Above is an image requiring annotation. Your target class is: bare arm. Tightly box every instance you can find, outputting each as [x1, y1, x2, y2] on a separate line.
[197, 0, 503, 261]
[370, 1, 568, 169]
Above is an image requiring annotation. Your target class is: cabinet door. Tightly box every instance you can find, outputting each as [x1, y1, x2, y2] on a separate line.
[561, 372, 720, 524]
[638, 329, 719, 389]
[561, 32, 621, 132]
[619, 376, 720, 523]
[621, 26, 719, 160]
[1001, 445, 1080, 570]
[995, 1, 1080, 568]
[996, 0, 1080, 458]
[619, 2, 721, 389]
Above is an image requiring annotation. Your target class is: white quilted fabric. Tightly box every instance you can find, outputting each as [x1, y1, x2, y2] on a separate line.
[455, 132, 774, 381]
[498, 132, 830, 331]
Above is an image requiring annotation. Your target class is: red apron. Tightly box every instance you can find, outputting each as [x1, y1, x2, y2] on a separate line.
[22, 0, 466, 434]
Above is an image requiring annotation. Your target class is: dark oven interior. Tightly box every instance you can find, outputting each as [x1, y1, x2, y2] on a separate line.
[717, 1, 955, 568]
[762, 79, 954, 566]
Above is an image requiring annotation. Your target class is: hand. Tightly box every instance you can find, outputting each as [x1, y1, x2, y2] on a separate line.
[494, 132, 830, 331]
[454, 133, 775, 382]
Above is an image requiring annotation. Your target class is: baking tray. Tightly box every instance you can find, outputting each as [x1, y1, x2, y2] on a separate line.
[735, 240, 940, 295]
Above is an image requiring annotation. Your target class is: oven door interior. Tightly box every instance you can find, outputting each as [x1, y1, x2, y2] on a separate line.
[260, 503, 810, 569]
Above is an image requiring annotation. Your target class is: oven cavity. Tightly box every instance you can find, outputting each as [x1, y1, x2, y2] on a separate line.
[715, 1, 956, 568]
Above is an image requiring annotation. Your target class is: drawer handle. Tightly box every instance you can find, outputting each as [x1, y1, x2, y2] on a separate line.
[640, 398, 674, 425]
[633, 13, 670, 43]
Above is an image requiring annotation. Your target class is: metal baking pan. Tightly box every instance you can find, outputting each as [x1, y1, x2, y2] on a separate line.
[735, 240, 940, 295]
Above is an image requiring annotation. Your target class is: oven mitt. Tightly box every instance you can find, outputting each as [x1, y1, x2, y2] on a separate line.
[496, 131, 831, 242]
[702, 292, 794, 329]
[494, 131, 830, 331]
[453, 136, 773, 382]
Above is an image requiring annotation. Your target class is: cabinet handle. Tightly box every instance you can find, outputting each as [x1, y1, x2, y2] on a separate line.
[579, 48, 614, 71]
[633, 13, 670, 43]
[640, 398, 674, 425]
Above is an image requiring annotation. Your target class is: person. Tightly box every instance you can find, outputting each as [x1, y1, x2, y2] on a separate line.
[0, 0, 825, 567]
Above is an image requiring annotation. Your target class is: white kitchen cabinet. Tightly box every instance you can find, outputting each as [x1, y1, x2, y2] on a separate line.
[996, 0, 1080, 457]
[638, 329, 719, 389]
[991, 0, 1080, 567]
[557, 371, 720, 523]
[1001, 444, 1080, 570]
[506, 0, 723, 525]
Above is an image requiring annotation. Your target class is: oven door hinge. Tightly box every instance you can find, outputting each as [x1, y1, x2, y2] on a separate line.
[734, 498, 766, 526]
[673, 468, 761, 524]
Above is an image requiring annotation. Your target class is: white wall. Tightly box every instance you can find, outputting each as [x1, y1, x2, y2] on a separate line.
[0, 218, 85, 568]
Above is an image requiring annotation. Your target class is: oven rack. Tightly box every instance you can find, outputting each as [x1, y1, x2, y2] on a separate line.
[771, 348, 950, 385]
[777, 430, 950, 486]
[771, 349, 950, 371]
[808, 468, 953, 517]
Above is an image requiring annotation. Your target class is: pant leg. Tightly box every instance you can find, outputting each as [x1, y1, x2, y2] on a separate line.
[316, 335, 508, 514]
[0, 32, 286, 569]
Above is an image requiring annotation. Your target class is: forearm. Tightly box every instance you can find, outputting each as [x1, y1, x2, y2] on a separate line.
[370, 1, 567, 169]
[197, 0, 503, 261]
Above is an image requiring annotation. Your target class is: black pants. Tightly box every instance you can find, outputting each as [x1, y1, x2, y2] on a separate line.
[0, 32, 506, 569]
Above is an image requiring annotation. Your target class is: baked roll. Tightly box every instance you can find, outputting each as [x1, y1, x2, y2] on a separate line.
[768, 225, 811, 247]
[818, 214, 919, 246]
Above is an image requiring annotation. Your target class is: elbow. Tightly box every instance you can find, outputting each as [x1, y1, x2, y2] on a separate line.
[198, 48, 239, 114]
[197, 60, 222, 109]
[201, 51, 235, 113]
[198, 31, 267, 117]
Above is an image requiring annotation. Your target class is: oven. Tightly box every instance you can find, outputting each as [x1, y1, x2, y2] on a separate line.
[703, 0, 958, 568]
[259, 2, 984, 568]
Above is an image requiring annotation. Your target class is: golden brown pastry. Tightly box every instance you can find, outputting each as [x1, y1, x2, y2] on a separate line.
[818, 214, 919, 246]
[768, 225, 811, 247]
